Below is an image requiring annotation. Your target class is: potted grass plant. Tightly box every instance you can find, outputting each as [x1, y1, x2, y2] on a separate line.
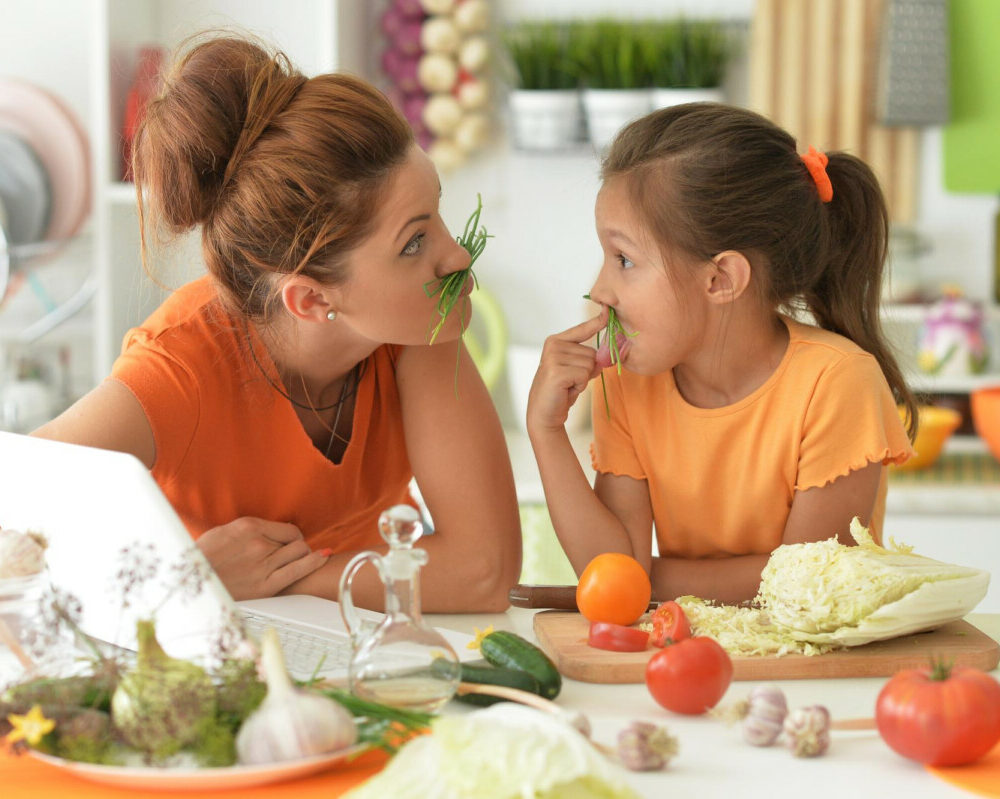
[502, 21, 584, 151]
[575, 19, 653, 151]
[646, 19, 730, 110]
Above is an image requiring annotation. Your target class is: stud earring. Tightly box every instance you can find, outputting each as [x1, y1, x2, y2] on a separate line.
[326, 310, 337, 321]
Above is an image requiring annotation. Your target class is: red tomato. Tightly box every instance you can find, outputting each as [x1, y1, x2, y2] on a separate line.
[588, 621, 650, 652]
[649, 601, 691, 647]
[645, 636, 733, 715]
[875, 664, 1000, 766]
[575, 553, 651, 626]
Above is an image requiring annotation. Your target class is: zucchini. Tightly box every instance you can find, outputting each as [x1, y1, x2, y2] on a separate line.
[455, 660, 541, 706]
[479, 631, 562, 699]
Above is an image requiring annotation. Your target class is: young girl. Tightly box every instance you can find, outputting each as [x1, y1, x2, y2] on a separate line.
[527, 104, 916, 606]
[33, 35, 521, 612]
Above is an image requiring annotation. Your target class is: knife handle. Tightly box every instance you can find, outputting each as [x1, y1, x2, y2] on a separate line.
[508, 584, 579, 610]
[508, 584, 659, 612]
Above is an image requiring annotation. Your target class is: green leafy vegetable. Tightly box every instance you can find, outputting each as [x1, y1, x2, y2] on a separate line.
[320, 687, 432, 754]
[424, 194, 490, 345]
[584, 295, 637, 419]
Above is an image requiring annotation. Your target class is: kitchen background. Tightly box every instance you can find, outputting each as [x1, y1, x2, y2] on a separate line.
[0, 0, 997, 603]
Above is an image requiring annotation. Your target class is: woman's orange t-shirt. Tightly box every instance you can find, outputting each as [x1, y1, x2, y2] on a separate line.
[590, 316, 914, 558]
[110, 276, 413, 552]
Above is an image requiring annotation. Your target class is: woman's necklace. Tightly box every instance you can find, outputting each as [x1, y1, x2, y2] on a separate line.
[244, 324, 361, 458]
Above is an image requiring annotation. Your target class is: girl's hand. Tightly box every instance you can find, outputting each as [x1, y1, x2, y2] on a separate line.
[527, 313, 607, 434]
[196, 517, 331, 600]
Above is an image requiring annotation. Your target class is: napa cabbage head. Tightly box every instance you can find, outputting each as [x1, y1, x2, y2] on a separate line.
[342, 704, 639, 799]
[757, 518, 987, 636]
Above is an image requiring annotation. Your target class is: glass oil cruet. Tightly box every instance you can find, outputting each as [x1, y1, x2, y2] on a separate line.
[339, 504, 461, 712]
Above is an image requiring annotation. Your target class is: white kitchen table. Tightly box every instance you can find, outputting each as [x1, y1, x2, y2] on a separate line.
[426, 608, 1000, 799]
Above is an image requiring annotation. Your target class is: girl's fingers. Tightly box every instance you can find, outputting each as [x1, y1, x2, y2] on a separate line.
[552, 313, 607, 345]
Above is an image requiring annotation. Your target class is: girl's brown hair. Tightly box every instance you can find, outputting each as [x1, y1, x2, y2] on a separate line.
[603, 103, 917, 439]
[133, 34, 414, 320]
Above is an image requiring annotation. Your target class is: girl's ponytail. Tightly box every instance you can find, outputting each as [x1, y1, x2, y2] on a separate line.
[806, 153, 917, 439]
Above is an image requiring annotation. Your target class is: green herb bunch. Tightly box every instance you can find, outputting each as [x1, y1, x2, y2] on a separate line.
[502, 22, 579, 90]
[585, 295, 637, 419]
[573, 19, 651, 90]
[643, 20, 730, 89]
[424, 194, 490, 345]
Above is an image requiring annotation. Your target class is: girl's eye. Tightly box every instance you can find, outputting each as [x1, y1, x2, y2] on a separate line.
[401, 233, 425, 256]
[617, 254, 635, 269]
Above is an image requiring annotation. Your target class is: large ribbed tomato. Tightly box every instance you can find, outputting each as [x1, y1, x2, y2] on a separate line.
[875, 664, 1000, 766]
[575, 553, 651, 626]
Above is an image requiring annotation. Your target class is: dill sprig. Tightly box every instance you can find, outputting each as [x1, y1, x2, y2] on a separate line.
[584, 295, 637, 419]
[423, 194, 491, 345]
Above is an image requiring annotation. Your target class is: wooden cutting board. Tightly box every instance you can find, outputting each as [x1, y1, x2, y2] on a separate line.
[534, 611, 1000, 684]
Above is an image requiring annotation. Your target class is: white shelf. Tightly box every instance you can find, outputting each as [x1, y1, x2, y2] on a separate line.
[882, 302, 1000, 323]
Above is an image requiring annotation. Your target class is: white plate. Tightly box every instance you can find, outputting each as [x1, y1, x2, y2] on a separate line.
[29, 744, 371, 791]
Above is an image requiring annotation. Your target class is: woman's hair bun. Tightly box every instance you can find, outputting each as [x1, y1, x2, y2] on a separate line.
[134, 35, 304, 230]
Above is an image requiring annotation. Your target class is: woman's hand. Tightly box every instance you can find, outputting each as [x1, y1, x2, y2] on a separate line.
[527, 313, 607, 434]
[196, 517, 331, 600]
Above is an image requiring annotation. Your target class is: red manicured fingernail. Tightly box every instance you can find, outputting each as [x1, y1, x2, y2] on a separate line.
[320, 548, 333, 557]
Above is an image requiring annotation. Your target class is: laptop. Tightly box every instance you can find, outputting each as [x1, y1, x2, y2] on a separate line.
[0, 431, 473, 680]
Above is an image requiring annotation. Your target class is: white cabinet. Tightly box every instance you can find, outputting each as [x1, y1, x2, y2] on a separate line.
[0, 0, 370, 414]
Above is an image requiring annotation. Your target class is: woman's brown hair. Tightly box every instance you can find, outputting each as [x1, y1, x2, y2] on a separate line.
[602, 103, 917, 439]
[133, 34, 414, 320]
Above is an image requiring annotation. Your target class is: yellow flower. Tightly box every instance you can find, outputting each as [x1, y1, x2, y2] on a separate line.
[6, 705, 56, 746]
[467, 624, 495, 651]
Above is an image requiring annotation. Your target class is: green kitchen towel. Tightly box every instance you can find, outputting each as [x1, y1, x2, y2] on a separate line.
[943, 0, 1000, 192]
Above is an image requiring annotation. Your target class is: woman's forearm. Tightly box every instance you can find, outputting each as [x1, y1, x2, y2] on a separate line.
[651, 552, 770, 605]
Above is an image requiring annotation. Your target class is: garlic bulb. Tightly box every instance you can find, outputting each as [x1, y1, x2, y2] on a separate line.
[783, 705, 831, 757]
[428, 138, 466, 172]
[422, 94, 463, 136]
[420, 0, 455, 14]
[420, 17, 460, 54]
[454, 113, 489, 152]
[235, 628, 356, 765]
[418, 53, 459, 94]
[454, 0, 489, 33]
[741, 685, 788, 746]
[458, 36, 490, 73]
[0, 529, 47, 578]
[457, 78, 490, 110]
[617, 720, 679, 771]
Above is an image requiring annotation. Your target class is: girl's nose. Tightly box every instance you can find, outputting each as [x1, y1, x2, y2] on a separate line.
[588, 270, 614, 309]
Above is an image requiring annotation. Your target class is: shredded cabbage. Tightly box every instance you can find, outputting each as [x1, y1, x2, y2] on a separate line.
[343, 704, 640, 799]
[677, 518, 989, 656]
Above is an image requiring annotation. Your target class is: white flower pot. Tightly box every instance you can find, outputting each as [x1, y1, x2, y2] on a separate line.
[507, 89, 584, 151]
[649, 87, 724, 110]
[581, 89, 653, 151]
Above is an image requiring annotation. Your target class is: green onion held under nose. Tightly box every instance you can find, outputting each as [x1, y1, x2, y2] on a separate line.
[584, 295, 637, 419]
[424, 194, 491, 345]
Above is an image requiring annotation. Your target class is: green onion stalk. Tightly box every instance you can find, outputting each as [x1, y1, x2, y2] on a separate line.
[584, 295, 637, 419]
[423, 194, 491, 345]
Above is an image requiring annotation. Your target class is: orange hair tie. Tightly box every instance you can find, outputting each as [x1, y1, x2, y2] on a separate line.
[801, 146, 833, 203]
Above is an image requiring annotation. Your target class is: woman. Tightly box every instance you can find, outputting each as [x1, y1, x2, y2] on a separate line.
[33, 35, 521, 612]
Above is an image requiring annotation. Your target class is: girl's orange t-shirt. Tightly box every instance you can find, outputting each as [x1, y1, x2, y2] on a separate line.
[591, 316, 914, 558]
[110, 276, 413, 552]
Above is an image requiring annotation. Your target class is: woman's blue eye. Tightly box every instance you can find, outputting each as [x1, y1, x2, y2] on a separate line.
[402, 233, 425, 256]
[618, 254, 635, 269]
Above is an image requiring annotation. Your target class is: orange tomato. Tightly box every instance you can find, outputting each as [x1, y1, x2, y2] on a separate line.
[576, 553, 651, 625]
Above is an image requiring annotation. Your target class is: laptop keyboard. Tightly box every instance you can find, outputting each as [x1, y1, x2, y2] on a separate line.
[238, 610, 354, 679]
